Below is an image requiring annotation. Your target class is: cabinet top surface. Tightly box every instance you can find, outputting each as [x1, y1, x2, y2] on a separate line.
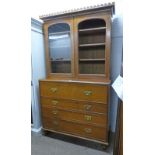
[39, 79, 111, 85]
[39, 2, 115, 21]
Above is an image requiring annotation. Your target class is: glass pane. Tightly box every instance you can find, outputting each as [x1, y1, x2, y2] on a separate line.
[78, 19, 106, 74]
[48, 23, 71, 73]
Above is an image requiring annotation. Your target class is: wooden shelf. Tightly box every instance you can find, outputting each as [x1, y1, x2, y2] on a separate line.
[79, 27, 106, 32]
[79, 43, 105, 47]
[49, 31, 70, 35]
[50, 59, 71, 62]
[79, 59, 105, 62]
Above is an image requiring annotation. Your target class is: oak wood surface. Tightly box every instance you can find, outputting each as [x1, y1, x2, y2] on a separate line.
[40, 81, 108, 102]
[39, 7, 113, 145]
[41, 107, 107, 126]
[43, 12, 112, 82]
[40, 97, 108, 114]
[42, 118, 107, 142]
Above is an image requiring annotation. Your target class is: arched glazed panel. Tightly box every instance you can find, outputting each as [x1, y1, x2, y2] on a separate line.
[48, 23, 71, 73]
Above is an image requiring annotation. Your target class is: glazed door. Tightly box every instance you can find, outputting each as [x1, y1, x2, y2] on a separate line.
[44, 18, 75, 79]
[74, 13, 111, 81]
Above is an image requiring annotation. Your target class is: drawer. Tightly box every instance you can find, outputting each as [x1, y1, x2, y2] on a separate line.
[58, 110, 107, 126]
[41, 108, 107, 126]
[60, 120, 107, 141]
[42, 118, 107, 141]
[41, 97, 107, 114]
[74, 84, 108, 102]
[39, 81, 72, 99]
[39, 81, 108, 102]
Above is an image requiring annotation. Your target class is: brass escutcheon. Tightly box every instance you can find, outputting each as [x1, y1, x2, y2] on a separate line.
[52, 110, 58, 115]
[83, 90, 92, 96]
[50, 88, 58, 93]
[84, 104, 92, 110]
[84, 128, 92, 133]
[51, 100, 58, 106]
[84, 115, 92, 121]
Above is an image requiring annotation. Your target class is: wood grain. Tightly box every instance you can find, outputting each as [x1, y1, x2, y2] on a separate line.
[40, 97, 108, 114]
[41, 118, 107, 142]
[40, 80, 108, 102]
[39, 6, 113, 146]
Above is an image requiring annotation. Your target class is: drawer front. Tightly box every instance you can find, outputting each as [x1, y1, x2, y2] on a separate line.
[59, 110, 107, 126]
[40, 82, 72, 99]
[42, 118, 107, 141]
[41, 108, 107, 126]
[40, 81, 108, 102]
[60, 120, 107, 141]
[41, 97, 107, 114]
[74, 84, 108, 102]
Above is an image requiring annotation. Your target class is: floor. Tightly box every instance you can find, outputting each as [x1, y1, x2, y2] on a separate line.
[31, 131, 114, 155]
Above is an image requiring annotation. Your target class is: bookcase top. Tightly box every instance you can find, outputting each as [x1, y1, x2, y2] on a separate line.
[39, 2, 115, 21]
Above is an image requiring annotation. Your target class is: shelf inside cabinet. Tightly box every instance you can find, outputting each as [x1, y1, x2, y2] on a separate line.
[79, 61, 105, 74]
[79, 43, 105, 47]
[79, 26, 106, 31]
[50, 59, 71, 62]
[79, 27, 106, 34]
[79, 59, 105, 62]
[49, 31, 70, 35]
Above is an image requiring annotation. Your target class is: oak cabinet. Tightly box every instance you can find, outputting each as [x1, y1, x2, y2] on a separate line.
[39, 2, 115, 146]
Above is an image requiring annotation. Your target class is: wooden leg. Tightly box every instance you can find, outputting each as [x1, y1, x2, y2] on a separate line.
[42, 129, 49, 136]
[102, 145, 107, 150]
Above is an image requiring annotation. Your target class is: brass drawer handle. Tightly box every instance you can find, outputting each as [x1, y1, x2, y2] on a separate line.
[50, 88, 58, 93]
[52, 110, 58, 115]
[84, 115, 92, 121]
[51, 100, 58, 106]
[83, 90, 92, 96]
[52, 120, 59, 125]
[84, 104, 92, 110]
[84, 128, 92, 133]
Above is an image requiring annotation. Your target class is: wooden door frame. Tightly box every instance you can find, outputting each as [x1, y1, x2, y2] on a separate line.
[73, 12, 112, 82]
[43, 17, 75, 80]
